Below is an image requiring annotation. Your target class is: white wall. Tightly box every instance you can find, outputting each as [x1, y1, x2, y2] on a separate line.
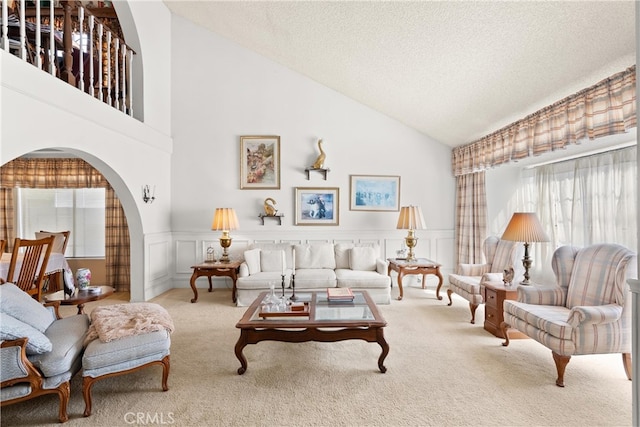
[169, 15, 456, 287]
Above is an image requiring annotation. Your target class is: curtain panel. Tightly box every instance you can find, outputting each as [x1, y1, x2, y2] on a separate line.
[452, 65, 636, 177]
[455, 171, 487, 266]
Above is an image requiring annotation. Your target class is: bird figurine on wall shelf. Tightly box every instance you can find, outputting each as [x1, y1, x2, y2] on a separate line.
[311, 138, 326, 169]
[263, 198, 277, 216]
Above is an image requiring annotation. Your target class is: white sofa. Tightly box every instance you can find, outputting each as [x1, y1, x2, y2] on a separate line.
[236, 242, 391, 306]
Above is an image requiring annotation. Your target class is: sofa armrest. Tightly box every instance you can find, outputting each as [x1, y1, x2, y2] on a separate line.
[516, 285, 566, 306]
[567, 304, 622, 327]
[457, 263, 490, 276]
[375, 258, 388, 275]
[1, 338, 42, 387]
[238, 262, 249, 278]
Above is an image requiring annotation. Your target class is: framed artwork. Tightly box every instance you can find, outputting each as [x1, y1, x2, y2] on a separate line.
[240, 135, 281, 189]
[349, 175, 401, 211]
[295, 187, 339, 226]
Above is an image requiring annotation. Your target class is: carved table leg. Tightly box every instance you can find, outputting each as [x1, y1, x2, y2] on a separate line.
[435, 269, 444, 300]
[189, 271, 199, 303]
[207, 275, 213, 292]
[397, 272, 405, 300]
[376, 328, 389, 373]
[235, 330, 249, 375]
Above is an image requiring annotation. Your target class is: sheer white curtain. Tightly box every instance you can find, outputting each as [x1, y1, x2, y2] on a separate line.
[516, 145, 637, 283]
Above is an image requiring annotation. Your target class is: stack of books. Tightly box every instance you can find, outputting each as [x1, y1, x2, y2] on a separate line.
[327, 287, 354, 302]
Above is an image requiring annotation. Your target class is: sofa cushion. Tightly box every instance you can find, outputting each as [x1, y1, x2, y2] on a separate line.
[294, 268, 337, 289]
[334, 243, 354, 269]
[295, 244, 336, 269]
[244, 248, 261, 275]
[261, 250, 286, 273]
[350, 247, 377, 271]
[335, 269, 391, 289]
[29, 314, 89, 377]
[0, 312, 52, 354]
[0, 283, 55, 332]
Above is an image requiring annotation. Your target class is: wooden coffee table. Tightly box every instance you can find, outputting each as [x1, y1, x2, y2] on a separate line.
[234, 290, 389, 375]
[44, 286, 114, 314]
[387, 258, 443, 300]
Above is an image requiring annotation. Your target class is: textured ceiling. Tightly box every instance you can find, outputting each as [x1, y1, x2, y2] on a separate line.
[163, 1, 636, 147]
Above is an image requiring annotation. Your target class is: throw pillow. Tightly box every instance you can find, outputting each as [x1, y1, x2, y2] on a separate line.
[0, 312, 53, 354]
[261, 250, 286, 273]
[0, 283, 55, 332]
[334, 243, 354, 269]
[244, 248, 261, 275]
[350, 247, 377, 271]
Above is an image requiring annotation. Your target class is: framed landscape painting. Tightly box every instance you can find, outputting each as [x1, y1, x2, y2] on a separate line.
[295, 187, 339, 226]
[349, 175, 400, 211]
[240, 135, 281, 189]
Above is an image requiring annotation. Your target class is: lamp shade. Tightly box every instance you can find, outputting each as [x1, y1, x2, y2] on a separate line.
[211, 208, 239, 231]
[396, 205, 426, 230]
[501, 212, 549, 242]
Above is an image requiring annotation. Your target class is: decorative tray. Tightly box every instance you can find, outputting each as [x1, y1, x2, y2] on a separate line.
[259, 302, 310, 318]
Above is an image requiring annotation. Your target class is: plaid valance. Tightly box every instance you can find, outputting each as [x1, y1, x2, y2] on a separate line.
[452, 65, 636, 176]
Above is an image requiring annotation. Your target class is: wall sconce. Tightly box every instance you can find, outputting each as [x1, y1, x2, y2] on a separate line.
[142, 185, 156, 204]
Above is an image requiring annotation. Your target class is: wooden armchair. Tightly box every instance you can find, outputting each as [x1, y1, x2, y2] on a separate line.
[5, 236, 55, 301]
[501, 243, 637, 386]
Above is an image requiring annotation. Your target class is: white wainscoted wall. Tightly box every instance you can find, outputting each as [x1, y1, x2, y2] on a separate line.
[171, 229, 454, 295]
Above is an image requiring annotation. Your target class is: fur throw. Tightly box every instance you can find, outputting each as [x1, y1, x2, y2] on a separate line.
[84, 303, 174, 345]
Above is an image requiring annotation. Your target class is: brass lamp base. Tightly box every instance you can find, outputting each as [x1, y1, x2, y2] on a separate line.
[219, 232, 232, 263]
[405, 230, 418, 262]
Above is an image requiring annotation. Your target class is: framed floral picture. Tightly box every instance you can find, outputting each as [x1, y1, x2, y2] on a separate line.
[295, 187, 339, 226]
[349, 175, 400, 211]
[240, 135, 281, 189]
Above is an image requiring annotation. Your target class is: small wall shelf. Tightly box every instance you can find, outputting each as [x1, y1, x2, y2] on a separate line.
[258, 213, 284, 225]
[305, 167, 330, 180]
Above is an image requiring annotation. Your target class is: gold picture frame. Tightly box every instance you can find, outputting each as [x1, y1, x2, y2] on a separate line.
[294, 187, 339, 226]
[240, 135, 281, 189]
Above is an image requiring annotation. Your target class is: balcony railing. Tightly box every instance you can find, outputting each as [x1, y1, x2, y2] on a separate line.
[1, 0, 135, 116]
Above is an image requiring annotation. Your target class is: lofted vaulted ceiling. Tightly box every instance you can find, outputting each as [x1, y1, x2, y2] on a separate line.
[163, 1, 636, 148]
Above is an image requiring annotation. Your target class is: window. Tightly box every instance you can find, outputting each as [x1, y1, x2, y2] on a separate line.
[16, 188, 106, 257]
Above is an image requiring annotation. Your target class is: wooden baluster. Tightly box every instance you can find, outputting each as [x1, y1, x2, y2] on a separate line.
[89, 15, 94, 97]
[128, 49, 133, 116]
[48, 0, 55, 75]
[78, 5, 84, 92]
[1, 0, 8, 51]
[120, 43, 126, 112]
[35, 0, 41, 69]
[105, 30, 111, 106]
[114, 37, 119, 110]
[97, 23, 103, 102]
[59, 0, 75, 86]
[19, 0, 26, 61]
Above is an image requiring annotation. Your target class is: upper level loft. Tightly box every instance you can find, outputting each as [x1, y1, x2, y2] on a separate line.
[1, 0, 135, 117]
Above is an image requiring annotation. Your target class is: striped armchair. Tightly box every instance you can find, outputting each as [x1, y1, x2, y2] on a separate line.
[501, 243, 637, 387]
[447, 236, 524, 323]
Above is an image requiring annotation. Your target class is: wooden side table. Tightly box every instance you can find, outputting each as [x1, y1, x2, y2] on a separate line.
[481, 281, 527, 339]
[387, 258, 443, 301]
[44, 286, 114, 314]
[190, 260, 241, 304]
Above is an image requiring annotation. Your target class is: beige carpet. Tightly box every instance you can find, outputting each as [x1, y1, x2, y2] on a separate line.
[1, 285, 632, 426]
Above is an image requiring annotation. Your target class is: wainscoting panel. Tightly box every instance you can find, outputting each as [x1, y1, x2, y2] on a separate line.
[148, 241, 170, 281]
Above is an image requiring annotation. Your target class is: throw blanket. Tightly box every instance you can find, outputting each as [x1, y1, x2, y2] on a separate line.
[84, 302, 175, 345]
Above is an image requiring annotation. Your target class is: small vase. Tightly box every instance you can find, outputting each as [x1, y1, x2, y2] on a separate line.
[76, 268, 91, 290]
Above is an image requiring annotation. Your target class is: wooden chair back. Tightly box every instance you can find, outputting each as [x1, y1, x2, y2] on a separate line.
[0, 239, 5, 255]
[37, 230, 71, 254]
[6, 236, 55, 301]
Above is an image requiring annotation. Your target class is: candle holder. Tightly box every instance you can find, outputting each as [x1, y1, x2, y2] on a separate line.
[281, 274, 286, 297]
[289, 274, 298, 301]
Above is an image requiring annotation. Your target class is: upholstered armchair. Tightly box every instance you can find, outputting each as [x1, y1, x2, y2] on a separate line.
[501, 243, 637, 387]
[447, 236, 524, 323]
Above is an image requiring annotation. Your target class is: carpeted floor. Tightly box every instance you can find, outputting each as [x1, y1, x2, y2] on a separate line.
[1, 283, 632, 426]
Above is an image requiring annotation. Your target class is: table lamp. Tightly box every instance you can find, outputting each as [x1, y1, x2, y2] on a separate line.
[211, 208, 239, 263]
[501, 212, 549, 285]
[396, 205, 426, 262]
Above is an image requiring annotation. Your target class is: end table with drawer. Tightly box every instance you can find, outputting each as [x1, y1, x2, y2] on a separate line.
[481, 281, 527, 340]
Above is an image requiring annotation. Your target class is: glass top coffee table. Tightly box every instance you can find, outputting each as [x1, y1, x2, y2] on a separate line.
[234, 290, 389, 375]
